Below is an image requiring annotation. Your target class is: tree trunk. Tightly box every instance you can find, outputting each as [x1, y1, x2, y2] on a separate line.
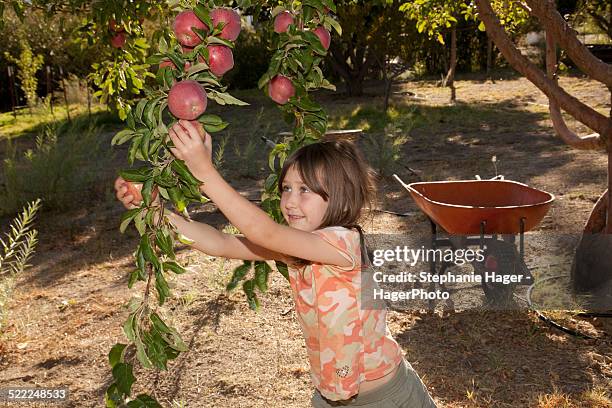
[486, 35, 494, 82]
[383, 79, 392, 112]
[475, 0, 610, 136]
[571, 189, 612, 305]
[346, 77, 364, 97]
[443, 27, 457, 103]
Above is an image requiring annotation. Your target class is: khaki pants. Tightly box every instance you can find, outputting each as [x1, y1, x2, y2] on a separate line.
[311, 359, 437, 408]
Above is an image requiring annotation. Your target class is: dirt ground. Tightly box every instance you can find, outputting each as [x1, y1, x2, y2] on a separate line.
[1, 75, 611, 408]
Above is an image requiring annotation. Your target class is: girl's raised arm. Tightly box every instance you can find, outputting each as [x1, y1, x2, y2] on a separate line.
[168, 121, 352, 268]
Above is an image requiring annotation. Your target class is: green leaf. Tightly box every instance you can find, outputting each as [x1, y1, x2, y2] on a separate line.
[226, 261, 252, 291]
[120, 208, 141, 234]
[264, 174, 278, 192]
[171, 160, 202, 186]
[134, 338, 153, 369]
[155, 230, 174, 258]
[140, 234, 160, 270]
[168, 187, 187, 213]
[142, 178, 155, 207]
[112, 363, 136, 396]
[134, 98, 148, 124]
[198, 114, 228, 133]
[105, 383, 122, 408]
[243, 279, 260, 310]
[150, 313, 188, 352]
[128, 269, 140, 288]
[208, 90, 249, 106]
[207, 36, 234, 48]
[134, 210, 146, 236]
[254, 261, 271, 292]
[112, 129, 137, 146]
[163, 261, 186, 275]
[326, 16, 342, 36]
[123, 313, 137, 342]
[141, 328, 169, 369]
[155, 270, 170, 306]
[275, 261, 289, 281]
[478, 21, 486, 31]
[120, 167, 150, 182]
[193, 4, 212, 29]
[109, 344, 127, 368]
[143, 97, 161, 129]
[126, 394, 163, 408]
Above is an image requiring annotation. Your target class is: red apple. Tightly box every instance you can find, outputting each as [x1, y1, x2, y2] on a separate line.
[313, 26, 331, 50]
[207, 45, 234, 76]
[159, 59, 176, 69]
[110, 32, 127, 48]
[168, 80, 208, 120]
[125, 181, 158, 204]
[109, 19, 124, 33]
[173, 10, 208, 47]
[159, 59, 191, 73]
[211, 8, 241, 41]
[268, 75, 295, 105]
[274, 11, 294, 33]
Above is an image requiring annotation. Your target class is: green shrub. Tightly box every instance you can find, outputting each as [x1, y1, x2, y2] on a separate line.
[0, 119, 114, 216]
[365, 123, 409, 178]
[0, 199, 41, 331]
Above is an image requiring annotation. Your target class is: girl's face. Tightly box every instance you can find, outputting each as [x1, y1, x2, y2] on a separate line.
[280, 166, 329, 232]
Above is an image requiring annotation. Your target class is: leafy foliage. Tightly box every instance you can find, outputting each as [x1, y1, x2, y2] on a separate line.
[4, 39, 44, 107]
[0, 120, 113, 216]
[0, 199, 41, 276]
[0, 199, 41, 332]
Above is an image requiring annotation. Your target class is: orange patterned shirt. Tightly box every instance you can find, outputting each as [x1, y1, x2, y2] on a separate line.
[288, 226, 403, 401]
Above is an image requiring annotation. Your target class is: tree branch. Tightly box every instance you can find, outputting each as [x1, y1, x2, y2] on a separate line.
[525, 0, 612, 88]
[475, 0, 611, 139]
[546, 30, 604, 150]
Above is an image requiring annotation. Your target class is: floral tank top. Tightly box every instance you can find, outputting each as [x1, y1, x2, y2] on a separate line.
[287, 226, 403, 401]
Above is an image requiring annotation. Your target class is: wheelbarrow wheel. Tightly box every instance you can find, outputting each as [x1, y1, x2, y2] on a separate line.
[474, 239, 524, 308]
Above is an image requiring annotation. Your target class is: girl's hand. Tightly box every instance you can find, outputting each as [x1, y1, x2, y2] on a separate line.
[114, 176, 160, 209]
[168, 120, 213, 181]
[115, 176, 142, 210]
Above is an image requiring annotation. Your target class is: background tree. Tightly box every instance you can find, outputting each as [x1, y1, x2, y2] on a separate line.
[4, 38, 44, 109]
[474, 0, 612, 298]
[401, 0, 530, 102]
[400, 0, 465, 103]
[327, 0, 409, 97]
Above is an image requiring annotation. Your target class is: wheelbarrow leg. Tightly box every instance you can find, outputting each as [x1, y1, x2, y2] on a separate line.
[428, 219, 437, 311]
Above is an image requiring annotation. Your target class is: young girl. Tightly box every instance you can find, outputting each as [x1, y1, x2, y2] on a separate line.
[114, 120, 436, 407]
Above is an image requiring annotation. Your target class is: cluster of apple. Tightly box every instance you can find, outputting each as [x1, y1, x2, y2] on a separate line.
[160, 8, 240, 122]
[267, 9, 332, 105]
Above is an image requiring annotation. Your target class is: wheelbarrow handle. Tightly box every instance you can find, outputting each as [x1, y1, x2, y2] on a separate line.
[392, 174, 410, 189]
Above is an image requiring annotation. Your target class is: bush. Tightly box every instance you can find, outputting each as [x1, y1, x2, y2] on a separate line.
[0, 119, 114, 216]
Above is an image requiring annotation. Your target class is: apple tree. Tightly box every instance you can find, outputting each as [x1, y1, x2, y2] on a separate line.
[474, 0, 612, 299]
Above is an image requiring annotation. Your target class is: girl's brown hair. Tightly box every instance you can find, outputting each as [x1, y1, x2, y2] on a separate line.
[278, 139, 377, 230]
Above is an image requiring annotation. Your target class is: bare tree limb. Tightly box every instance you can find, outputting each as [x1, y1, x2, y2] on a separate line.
[546, 29, 604, 150]
[525, 0, 612, 88]
[475, 0, 611, 139]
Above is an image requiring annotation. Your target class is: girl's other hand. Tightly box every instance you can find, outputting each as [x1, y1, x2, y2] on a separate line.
[114, 176, 140, 210]
[168, 120, 213, 180]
